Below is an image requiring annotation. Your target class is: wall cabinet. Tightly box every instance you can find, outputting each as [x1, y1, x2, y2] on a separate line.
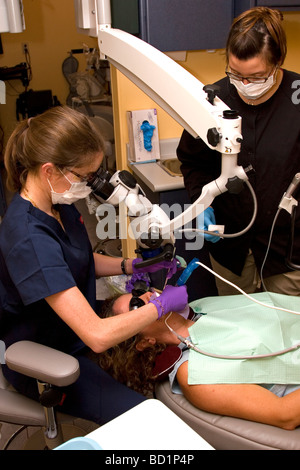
[258, 0, 300, 5]
[138, 0, 234, 52]
[111, 0, 300, 52]
[111, 0, 234, 51]
[235, 0, 300, 16]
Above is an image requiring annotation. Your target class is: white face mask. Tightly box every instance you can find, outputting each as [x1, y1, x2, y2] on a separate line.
[48, 170, 92, 205]
[230, 69, 276, 100]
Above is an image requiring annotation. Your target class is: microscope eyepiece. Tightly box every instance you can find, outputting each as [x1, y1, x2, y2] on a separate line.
[88, 168, 114, 200]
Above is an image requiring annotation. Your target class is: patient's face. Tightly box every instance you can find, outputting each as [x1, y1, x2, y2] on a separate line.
[112, 292, 169, 340]
[112, 292, 153, 314]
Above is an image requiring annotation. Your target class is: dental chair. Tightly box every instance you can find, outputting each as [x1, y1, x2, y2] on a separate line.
[0, 341, 97, 450]
[155, 381, 300, 450]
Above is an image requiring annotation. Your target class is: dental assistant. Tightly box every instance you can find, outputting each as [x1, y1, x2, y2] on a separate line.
[177, 7, 300, 295]
[0, 106, 187, 425]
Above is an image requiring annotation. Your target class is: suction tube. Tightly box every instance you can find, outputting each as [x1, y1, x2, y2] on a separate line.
[176, 258, 200, 286]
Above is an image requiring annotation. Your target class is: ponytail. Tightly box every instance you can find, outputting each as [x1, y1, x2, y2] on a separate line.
[4, 119, 31, 192]
[4, 106, 105, 193]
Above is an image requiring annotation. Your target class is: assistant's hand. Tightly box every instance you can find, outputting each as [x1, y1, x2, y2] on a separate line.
[149, 285, 188, 318]
[197, 207, 220, 243]
[132, 257, 178, 279]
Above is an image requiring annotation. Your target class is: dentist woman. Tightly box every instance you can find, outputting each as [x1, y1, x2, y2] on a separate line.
[0, 106, 186, 425]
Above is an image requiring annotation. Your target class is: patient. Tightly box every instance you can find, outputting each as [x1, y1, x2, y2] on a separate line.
[99, 292, 300, 430]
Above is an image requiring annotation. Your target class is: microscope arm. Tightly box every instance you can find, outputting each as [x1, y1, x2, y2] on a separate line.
[161, 153, 249, 236]
[82, 1, 252, 256]
[107, 153, 251, 253]
[98, 25, 228, 144]
[95, 24, 250, 241]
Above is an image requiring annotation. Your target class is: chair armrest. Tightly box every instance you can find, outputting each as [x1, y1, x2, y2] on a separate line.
[5, 341, 80, 387]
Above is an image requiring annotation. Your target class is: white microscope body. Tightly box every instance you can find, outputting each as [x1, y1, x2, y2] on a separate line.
[75, 0, 253, 261]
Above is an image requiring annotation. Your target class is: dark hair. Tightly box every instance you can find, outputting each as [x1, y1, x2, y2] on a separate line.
[4, 106, 105, 192]
[226, 7, 287, 67]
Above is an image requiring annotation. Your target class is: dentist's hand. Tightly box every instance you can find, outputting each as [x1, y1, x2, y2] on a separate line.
[197, 207, 220, 243]
[132, 257, 178, 279]
[149, 285, 188, 318]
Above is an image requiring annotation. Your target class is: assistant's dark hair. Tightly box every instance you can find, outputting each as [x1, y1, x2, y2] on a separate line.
[226, 7, 287, 66]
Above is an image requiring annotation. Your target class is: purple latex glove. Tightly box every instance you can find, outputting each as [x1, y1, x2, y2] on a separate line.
[149, 285, 188, 319]
[132, 257, 178, 279]
[125, 273, 150, 293]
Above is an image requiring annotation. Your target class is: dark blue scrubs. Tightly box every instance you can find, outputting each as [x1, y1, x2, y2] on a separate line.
[0, 194, 145, 425]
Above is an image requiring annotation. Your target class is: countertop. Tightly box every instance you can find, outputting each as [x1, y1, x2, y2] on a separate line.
[128, 138, 184, 193]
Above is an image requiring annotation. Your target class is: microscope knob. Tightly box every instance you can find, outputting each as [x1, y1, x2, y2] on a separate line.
[225, 176, 245, 194]
[207, 127, 220, 147]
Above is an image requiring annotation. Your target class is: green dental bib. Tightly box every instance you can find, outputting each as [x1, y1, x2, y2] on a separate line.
[188, 292, 300, 385]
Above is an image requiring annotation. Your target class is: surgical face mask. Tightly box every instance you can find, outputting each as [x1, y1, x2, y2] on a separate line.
[48, 170, 92, 205]
[230, 69, 276, 100]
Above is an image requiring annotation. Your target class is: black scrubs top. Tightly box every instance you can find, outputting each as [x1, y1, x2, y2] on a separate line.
[0, 193, 96, 354]
[177, 69, 300, 277]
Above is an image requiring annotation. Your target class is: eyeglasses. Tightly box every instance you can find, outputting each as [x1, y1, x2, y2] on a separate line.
[129, 280, 149, 311]
[129, 297, 146, 310]
[225, 67, 276, 84]
[66, 166, 102, 184]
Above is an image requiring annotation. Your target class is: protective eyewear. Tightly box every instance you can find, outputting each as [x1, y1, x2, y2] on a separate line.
[225, 67, 276, 84]
[129, 280, 149, 311]
[66, 166, 102, 184]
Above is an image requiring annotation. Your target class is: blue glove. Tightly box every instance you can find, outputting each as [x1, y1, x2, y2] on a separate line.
[132, 257, 178, 279]
[197, 207, 220, 243]
[149, 285, 188, 318]
[140, 120, 155, 151]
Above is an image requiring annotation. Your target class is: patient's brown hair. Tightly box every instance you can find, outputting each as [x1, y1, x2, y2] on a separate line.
[98, 297, 166, 396]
